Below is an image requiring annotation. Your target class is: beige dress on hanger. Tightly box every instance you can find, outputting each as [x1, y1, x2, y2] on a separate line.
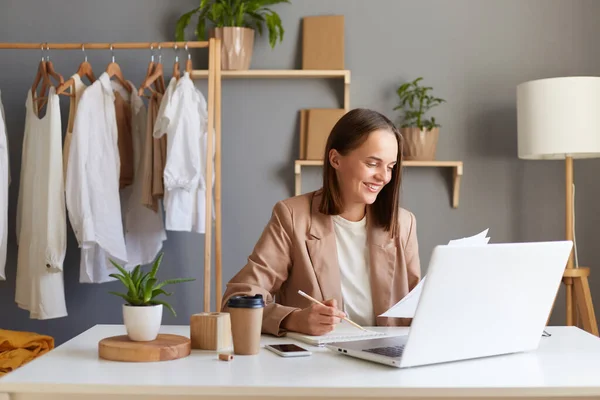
[113, 80, 167, 268]
[114, 89, 134, 189]
[140, 89, 167, 212]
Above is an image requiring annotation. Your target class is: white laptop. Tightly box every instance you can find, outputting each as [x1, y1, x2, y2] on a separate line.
[326, 240, 573, 368]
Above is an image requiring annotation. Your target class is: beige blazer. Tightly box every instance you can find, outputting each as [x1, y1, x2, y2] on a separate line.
[221, 190, 421, 336]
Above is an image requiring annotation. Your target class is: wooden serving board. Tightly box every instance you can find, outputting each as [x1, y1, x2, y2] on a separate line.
[98, 334, 191, 362]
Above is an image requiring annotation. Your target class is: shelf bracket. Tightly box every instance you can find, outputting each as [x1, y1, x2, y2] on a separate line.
[344, 71, 351, 111]
[294, 162, 302, 197]
[452, 164, 463, 208]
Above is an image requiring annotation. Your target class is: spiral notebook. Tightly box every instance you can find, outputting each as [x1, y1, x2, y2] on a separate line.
[285, 323, 389, 346]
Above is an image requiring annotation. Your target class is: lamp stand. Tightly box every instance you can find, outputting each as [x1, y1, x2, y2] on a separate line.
[559, 156, 599, 336]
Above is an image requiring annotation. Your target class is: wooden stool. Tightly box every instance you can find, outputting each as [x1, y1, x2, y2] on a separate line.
[548, 266, 598, 336]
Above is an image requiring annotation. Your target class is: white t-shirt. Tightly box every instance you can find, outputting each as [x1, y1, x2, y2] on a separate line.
[332, 214, 375, 326]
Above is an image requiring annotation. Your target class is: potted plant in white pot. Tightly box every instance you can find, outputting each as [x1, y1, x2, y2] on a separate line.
[394, 77, 446, 161]
[175, 0, 290, 70]
[108, 253, 195, 342]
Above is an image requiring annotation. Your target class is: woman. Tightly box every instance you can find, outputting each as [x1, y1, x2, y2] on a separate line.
[221, 108, 421, 336]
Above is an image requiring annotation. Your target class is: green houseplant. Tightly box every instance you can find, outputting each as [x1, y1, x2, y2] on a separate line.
[394, 77, 446, 161]
[108, 253, 195, 341]
[175, 0, 290, 70]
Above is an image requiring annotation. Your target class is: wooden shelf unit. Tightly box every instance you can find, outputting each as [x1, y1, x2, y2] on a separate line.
[294, 160, 464, 208]
[191, 69, 351, 110]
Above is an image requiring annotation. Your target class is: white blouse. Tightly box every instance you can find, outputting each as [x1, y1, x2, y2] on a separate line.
[153, 73, 213, 234]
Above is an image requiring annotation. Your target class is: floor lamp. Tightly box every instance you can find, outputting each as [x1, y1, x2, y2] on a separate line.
[517, 76, 599, 336]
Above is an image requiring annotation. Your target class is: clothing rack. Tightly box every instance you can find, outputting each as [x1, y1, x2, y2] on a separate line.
[0, 40, 223, 314]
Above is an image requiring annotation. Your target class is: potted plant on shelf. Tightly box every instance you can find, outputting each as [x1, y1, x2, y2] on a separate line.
[394, 77, 446, 161]
[175, 0, 290, 71]
[108, 253, 195, 342]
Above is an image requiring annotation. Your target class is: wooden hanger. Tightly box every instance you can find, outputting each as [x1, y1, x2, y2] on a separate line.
[138, 48, 158, 98]
[45, 58, 64, 87]
[105, 44, 132, 94]
[31, 44, 63, 113]
[31, 55, 49, 99]
[138, 44, 165, 96]
[57, 45, 96, 95]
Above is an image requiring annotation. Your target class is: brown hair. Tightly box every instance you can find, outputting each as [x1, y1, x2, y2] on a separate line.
[319, 108, 403, 238]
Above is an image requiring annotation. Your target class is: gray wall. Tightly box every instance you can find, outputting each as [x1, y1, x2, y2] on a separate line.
[1, 0, 599, 345]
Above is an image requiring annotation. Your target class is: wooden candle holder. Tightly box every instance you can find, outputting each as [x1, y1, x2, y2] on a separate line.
[190, 312, 232, 351]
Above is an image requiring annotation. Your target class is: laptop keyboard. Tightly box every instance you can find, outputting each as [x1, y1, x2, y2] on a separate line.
[364, 344, 405, 358]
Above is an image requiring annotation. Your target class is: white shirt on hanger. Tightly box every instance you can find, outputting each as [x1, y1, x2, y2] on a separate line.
[66, 72, 128, 283]
[15, 87, 68, 319]
[112, 80, 167, 267]
[0, 90, 9, 280]
[153, 73, 214, 234]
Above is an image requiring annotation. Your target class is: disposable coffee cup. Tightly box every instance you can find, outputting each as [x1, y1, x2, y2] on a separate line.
[227, 294, 265, 355]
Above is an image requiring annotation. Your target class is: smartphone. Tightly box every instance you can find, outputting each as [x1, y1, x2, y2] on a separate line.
[265, 343, 312, 357]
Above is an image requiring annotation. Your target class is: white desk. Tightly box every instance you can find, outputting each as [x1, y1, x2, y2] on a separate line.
[0, 325, 599, 400]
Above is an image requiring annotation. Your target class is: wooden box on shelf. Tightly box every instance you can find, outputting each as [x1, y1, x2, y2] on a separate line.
[302, 15, 345, 70]
[299, 108, 347, 160]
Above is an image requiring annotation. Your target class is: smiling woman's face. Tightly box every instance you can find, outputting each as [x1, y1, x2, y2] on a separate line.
[329, 128, 398, 209]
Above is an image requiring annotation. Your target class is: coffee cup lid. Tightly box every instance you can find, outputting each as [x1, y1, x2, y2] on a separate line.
[227, 294, 265, 309]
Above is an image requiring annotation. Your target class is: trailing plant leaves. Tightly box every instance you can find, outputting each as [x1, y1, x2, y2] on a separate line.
[247, 11, 265, 35]
[195, 9, 209, 40]
[264, 9, 284, 48]
[175, 8, 201, 41]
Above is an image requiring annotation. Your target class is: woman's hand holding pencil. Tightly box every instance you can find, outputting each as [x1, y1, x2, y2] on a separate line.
[281, 290, 368, 336]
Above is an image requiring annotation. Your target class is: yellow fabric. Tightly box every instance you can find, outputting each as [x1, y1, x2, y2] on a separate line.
[0, 329, 54, 376]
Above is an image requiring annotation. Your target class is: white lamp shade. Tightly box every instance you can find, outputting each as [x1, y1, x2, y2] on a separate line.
[517, 76, 600, 160]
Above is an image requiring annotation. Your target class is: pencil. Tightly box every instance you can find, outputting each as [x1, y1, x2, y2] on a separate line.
[297, 290, 369, 332]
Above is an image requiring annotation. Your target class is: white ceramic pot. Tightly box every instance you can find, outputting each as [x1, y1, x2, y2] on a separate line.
[122, 304, 163, 341]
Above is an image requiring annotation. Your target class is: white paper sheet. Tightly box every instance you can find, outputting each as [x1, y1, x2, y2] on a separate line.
[379, 229, 490, 318]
